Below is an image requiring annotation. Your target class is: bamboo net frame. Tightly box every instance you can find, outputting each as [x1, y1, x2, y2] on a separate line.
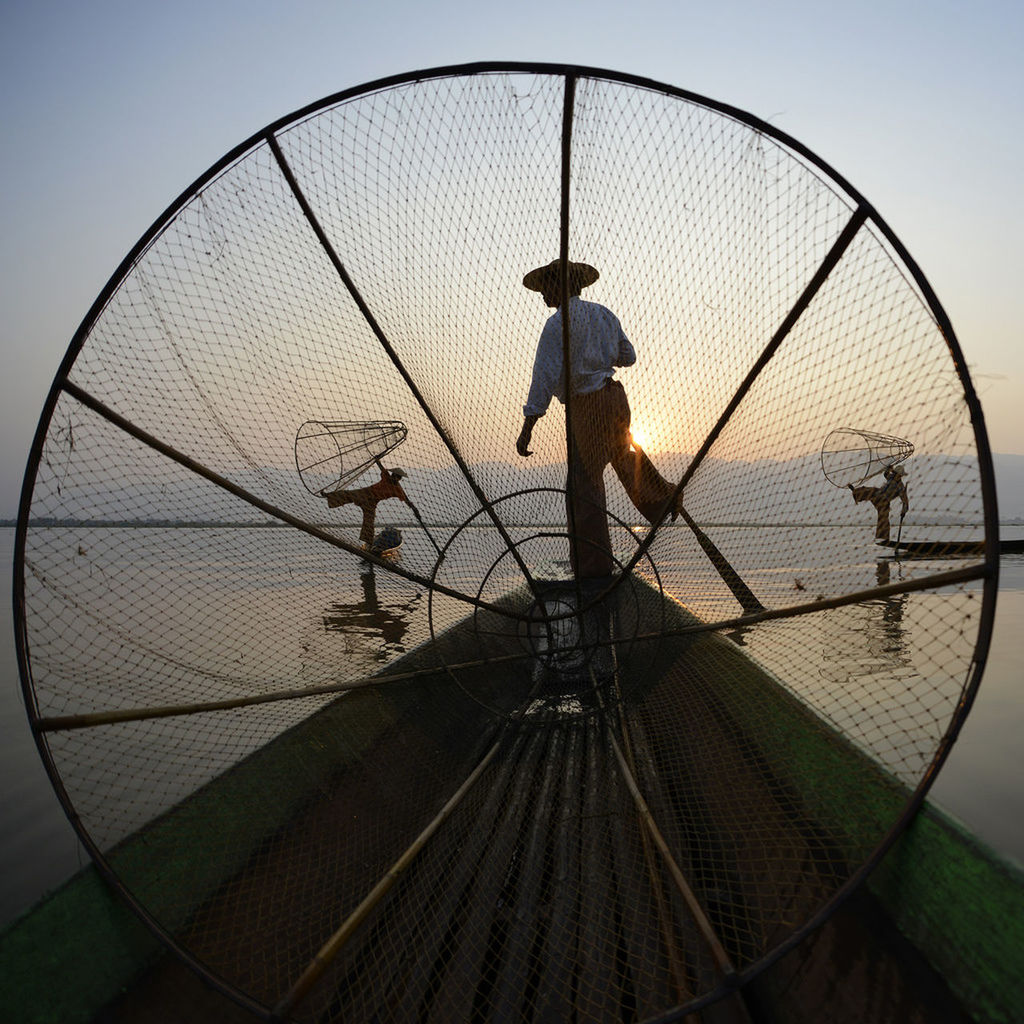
[15, 63, 998, 1022]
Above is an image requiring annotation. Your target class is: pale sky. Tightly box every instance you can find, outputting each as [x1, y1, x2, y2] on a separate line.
[2, 0, 1022, 517]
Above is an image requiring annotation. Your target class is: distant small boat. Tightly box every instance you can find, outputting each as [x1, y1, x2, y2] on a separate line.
[880, 537, 1024, 557]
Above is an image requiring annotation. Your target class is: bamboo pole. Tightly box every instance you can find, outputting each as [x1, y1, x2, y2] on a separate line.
[57, 380, 483, 605]
[386, 728, 533, 1021]
[271, 729, 506, 1020]
[36, 650, 531, 732]
[267, 133, 542, 604]
[607, 729, 736, 980]
[609, 706, 694, 1005]
[625, 561, 988, 645]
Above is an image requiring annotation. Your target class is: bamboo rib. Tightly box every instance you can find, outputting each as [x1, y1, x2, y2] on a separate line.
[610, 709, 694, 1003]
[57, 379, 515, 618]
[631, 562, 989, 644]
[37, 565, 987, 732]
[618, 206, 870, 587]
[593, 620, 694, 1005]
[266, 132, 542, 606]
[386, 729, 534, 1021]
[607, 729, 736, 979]
[35, 650, 532, 732]
[271, 730, 505, 1020]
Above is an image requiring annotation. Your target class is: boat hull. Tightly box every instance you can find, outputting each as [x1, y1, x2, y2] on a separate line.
[880, 538, 1024, 557]
[3, 580, 1021, 1023]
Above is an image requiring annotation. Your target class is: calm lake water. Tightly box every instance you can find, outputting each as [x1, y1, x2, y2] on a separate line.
[2, 525, 1022, 929]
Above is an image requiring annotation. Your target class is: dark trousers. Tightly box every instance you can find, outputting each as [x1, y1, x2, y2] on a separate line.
[326, 490, 378, 546]
[567, 380, 676, 577]
[851, 486, 893, 541]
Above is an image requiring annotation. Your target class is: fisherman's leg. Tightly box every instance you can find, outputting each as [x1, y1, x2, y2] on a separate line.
[568, 459, 614, 578]
[359, 504, 378, 548]
[567, 400, 614, 579]
[874, 504, 890, 542]
[325, 488, 355, 509]
[614, 447, 676, 523]
[595, 380, 675, 523]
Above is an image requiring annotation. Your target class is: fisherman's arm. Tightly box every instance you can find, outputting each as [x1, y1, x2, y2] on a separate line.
[517, 414, 540, 457]
[611, 311, 636, 367]
[525, 327, 560, 409]
[519, 327, 558, 457]
[615, 334, 636, 368]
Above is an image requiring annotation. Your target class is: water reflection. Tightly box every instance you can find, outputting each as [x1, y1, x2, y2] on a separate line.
[870, 559, 909, 664]
[322, 565, 424, 662]
[820, 560, 910, 684]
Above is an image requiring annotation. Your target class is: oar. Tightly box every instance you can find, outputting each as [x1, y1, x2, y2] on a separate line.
[373, 458, 444, 557]
[631, 439, 764, 615]
[404, 495, 443, 557]
[893, 511, 905, 559]
[673, 506, 765, 615]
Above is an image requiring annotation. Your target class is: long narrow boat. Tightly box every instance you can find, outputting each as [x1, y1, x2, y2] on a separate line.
[3, 578, 1021, 1023]
[882, 538, 1024, 557]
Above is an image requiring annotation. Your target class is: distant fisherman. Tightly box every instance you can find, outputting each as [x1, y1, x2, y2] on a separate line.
[325, 466, 411, 548]
[850, 465, 908, 544]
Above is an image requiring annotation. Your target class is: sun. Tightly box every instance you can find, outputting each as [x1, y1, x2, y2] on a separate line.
[629, 425, 652, 452]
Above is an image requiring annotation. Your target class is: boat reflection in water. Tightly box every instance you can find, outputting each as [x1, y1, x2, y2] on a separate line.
[872, 558, 909, 665]
[322, 565, 424, 662]
[819, 560, 910, 678]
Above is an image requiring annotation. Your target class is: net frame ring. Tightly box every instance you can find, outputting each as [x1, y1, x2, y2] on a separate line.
[12, 60, 1002, 1023]
[426, 487, 666, 720]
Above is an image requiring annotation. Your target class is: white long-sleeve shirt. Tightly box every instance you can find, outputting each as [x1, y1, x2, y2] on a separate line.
[522, 296, 636, 418]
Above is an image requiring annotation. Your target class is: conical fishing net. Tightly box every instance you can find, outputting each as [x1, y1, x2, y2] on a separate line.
[295, 420, 408, 495]
[15, 64, 999, 1022]
[820, 427, 915, 488]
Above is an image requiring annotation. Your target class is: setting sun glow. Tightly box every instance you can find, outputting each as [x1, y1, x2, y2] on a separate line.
[629, 425, 651, 452]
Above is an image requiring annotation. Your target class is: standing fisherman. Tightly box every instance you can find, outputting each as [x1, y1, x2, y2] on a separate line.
[516, 259, 678, 578]
[850, 464, 909, 544]
[325, 465, 412, 549]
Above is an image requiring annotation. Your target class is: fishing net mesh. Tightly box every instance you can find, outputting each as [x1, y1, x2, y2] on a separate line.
[17, 67, 994, 1021]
